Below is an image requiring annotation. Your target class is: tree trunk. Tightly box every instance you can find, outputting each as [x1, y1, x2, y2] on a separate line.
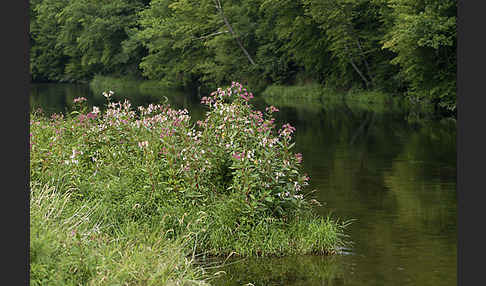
[349, 58, 370, 88]
[355, 39, 374, 86]
[213, 0, 256, 66]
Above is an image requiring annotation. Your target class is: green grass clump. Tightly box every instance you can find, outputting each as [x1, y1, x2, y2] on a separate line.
[30, 82, 348, 284]
[261, 83, 336, 100]
[261, 83, 392, 103]
[30, 183, 209, 286]
[261, 83, 420, 115]
[191, 195, 347, 257]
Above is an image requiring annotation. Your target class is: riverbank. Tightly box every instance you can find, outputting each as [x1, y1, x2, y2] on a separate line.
[88, 76, 441, 117]
[30, 82, 347, 285]
[261, 83, 440, 117]
[263, 83, 396, 106]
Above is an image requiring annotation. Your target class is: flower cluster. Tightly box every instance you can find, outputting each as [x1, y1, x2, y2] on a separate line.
[138, 141, 149, 149]
[30, 82, 310, 220]
[265, 105, 279, 114]
[279, 123, 296, 139]
[197, 82, 309, 216]
[73, 97, 87, 103]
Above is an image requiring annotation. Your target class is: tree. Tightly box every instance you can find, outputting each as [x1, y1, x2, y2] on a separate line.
[382, 0, 456, 112]
[30, 0, 70, 82]
[137, 0, 261, 88]
[302, 0, 384, 88]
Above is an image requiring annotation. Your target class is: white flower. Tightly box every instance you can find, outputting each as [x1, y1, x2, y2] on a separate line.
[102, 91, 113, 99]
[138, 141, 149, 148]
[92, 106, 100, 114]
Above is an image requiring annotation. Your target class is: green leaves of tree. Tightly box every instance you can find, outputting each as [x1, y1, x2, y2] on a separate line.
[382, 0, 456, 110]
[30, 0, 456, 113]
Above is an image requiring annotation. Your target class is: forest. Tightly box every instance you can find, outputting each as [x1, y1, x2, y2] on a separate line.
[30, 0, 457, 114]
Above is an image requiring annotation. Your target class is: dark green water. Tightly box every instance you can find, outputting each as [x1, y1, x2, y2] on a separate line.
[30, 84, 457, 286]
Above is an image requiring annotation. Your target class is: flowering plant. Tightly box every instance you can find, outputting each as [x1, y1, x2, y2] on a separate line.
[30, 84, 347, 258]
[31, 83, 312, 222]
[194, 82, 310, 217]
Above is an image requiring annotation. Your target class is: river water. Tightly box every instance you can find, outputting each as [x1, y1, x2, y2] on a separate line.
[30, 83, 457, 286]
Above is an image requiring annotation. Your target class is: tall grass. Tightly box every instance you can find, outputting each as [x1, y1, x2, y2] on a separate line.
[261, 83, 430, 115]
[30, 183, 209, 285]
[261, 83, 339, 100]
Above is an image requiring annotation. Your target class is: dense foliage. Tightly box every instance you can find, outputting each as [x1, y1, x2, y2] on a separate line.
[30, 0, 456, 113]
[30, 83, 346, 283]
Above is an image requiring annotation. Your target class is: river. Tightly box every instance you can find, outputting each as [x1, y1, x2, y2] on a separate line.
[30, 83, 457, 286]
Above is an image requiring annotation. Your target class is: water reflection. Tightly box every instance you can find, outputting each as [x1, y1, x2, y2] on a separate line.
[208, 255, 347, 286]
[30, 85, 456, 286]
[258, 96, 456, 286]
[30, 83, 204, 119]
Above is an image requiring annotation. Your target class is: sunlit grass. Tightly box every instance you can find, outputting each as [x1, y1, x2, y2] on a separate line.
[30, 183, 209, 286]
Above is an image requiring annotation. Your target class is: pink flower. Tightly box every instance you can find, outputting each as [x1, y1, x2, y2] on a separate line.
[73, 97, 87, 103]
[295, 153, 303, 163]
[266, 105, 279, 113]
[279, 123, 296, 138]
[282, 123, 296, 132]
[78, 114, 86, 123]
[239, 92, 254, 102]
[232, 152, 244, 160]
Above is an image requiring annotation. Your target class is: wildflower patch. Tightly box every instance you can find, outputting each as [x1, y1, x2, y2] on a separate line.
[30, 82, 347, 257]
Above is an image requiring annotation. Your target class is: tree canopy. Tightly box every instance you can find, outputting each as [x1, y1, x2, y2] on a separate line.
[30, 0, 456, 114]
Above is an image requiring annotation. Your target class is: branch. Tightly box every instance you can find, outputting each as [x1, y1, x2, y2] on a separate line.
[213, 0, 256, 66]
[345, 45, 370, 87]
[356, 39, 374, 86]
[349, 58, 370, 87]
[194, 30, 229, 40]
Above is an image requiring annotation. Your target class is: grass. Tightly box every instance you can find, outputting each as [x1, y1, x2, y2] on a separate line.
[261, 83, 393, 104]
[30, 83, 348, 284]
[261, 83, 439, 116]
[261, 83, 339, 100]
[186, 194, 347, 257]
[30, 183, 209, 286]
[29, 162, 346, 285]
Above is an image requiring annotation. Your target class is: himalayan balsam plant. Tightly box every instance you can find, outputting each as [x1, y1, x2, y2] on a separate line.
[196, 82, 310, 218]
[30, 83, 312, 223]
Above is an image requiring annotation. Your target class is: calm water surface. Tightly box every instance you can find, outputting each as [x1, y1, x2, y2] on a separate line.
[31, 84, 456, 286]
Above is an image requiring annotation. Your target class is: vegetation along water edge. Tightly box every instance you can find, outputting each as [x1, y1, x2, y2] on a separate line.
[30, 83, 348, 285]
